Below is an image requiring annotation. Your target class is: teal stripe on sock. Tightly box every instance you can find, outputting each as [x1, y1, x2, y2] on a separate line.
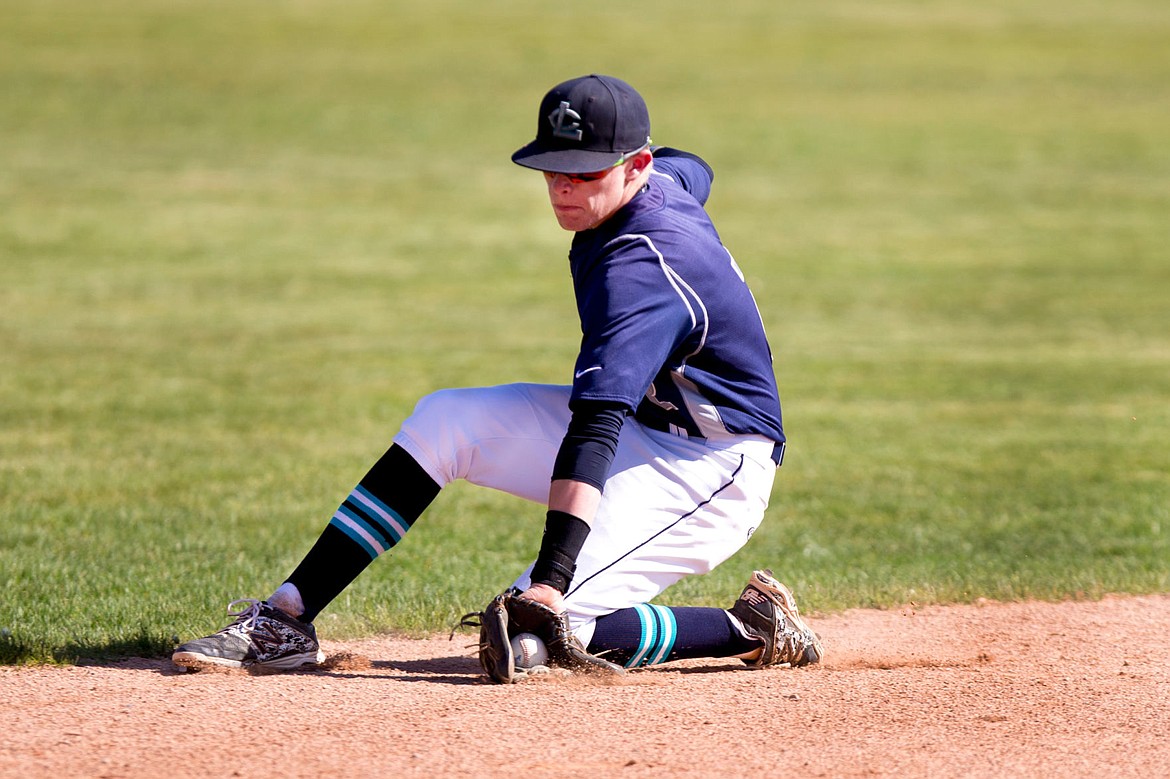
[352, 485, 410, 542]
[627, 604, 658, 668]
[647, 605, 678, 666]
[328, 513, 381, 560]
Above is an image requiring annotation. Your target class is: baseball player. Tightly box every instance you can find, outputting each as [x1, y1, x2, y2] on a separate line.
[173, 74, 822, 676]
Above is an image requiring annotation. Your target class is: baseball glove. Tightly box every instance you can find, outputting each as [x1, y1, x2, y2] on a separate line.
[459, 590, 626, 684]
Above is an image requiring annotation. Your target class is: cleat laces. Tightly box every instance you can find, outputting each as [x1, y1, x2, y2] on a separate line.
[218, 598, 264, 637]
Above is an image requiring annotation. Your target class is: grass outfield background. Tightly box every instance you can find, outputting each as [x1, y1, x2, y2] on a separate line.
[1, 0, 1167, 663]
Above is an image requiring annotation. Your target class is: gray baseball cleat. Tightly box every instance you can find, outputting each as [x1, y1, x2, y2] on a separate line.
[729, 569, 823, 667]
[172, 598, 325, 671]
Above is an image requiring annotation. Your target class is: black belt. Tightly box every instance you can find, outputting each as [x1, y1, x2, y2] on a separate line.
[637, 417, 786, 466]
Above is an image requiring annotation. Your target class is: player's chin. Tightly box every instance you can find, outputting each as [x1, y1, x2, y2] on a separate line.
[552, 206, 588, 232]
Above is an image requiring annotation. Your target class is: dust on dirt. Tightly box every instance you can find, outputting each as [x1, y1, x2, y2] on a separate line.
[2, 594, 1168, 778]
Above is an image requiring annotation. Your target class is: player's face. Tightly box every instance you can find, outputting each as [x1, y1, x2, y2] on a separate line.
[543, 161, 636, 232]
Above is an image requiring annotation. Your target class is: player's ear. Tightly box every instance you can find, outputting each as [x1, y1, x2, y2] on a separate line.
[627, 149, 653, 178]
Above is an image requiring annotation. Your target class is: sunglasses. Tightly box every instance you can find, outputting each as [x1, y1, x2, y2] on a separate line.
[559, 169, 611, 184]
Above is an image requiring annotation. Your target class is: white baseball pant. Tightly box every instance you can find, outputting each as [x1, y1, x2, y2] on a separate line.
[393, 383, 777, 646]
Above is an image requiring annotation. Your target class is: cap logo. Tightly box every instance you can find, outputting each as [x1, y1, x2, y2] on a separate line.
[548, 101, 584, 141]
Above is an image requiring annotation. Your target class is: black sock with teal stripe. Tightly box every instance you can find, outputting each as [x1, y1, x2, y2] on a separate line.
[587, 605, 760, 668]
[286, 444, 439, 622]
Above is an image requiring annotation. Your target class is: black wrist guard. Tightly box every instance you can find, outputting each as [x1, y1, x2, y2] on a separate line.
[530, 510, 591, 594]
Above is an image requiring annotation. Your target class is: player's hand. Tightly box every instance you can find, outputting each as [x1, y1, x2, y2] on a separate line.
[519, 582, 565, 613]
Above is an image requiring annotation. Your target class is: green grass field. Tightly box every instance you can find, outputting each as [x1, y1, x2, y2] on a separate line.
[2, 0, 1168, 664]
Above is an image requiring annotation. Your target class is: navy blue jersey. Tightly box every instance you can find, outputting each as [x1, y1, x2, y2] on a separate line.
[567, 149, 785, 454]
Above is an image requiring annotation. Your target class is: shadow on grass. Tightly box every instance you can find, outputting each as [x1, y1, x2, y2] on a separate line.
[0, 630, 173, 666]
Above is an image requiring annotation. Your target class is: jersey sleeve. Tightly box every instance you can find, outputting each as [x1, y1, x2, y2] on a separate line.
[650, 147, 714, 205]
[570, 234, 698, 410]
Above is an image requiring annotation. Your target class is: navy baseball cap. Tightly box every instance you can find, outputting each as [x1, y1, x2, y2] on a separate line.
[512, 74, 652, 174]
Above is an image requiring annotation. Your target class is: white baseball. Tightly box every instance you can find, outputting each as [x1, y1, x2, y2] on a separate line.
[510, 632, 549, 669]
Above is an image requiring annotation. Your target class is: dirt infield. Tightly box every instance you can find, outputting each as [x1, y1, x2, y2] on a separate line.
[3, 594, 1168, 778]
